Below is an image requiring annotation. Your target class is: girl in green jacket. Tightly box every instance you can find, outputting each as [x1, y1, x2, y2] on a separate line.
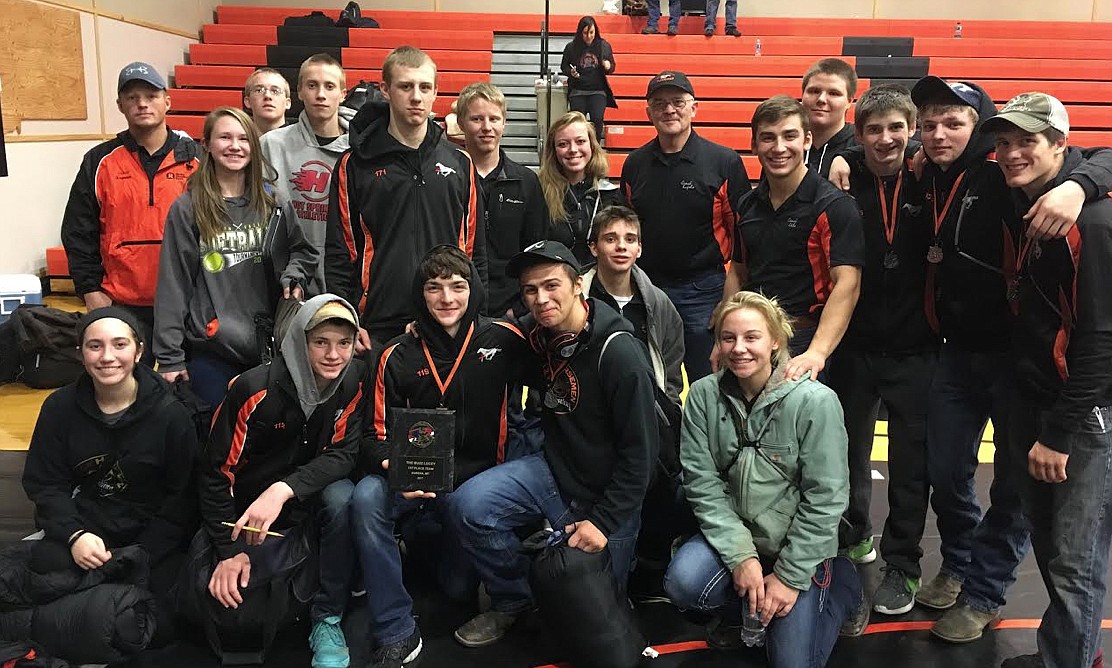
[663, 291, 862, 666]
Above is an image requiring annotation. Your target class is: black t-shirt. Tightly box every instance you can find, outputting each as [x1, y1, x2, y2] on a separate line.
[733, 169, 865, 319]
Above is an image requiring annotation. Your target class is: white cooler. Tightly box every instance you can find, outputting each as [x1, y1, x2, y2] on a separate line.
[0, 274, 43, 324]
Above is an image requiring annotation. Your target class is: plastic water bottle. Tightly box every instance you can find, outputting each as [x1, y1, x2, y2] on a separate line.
[754, 38, 762, 56]
[740, 614, 766, 647]
[953, 21, 962, 38]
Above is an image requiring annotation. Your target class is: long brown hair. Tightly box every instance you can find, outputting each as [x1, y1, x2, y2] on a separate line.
[538, 111, 610, 223]
[190, 106, 276, 245]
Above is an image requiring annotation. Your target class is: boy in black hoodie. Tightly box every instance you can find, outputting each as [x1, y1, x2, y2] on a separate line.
[904, 77, 1112, 644]
[324, 46, 485, 350]
[449, 240, 657, 649]
[985, 94, 1112, 668]
[351, 245, 532, 667]
[194, 295, 364, 668]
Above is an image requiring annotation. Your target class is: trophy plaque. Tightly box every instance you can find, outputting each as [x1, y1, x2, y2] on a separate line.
[389, 407, 456, 492]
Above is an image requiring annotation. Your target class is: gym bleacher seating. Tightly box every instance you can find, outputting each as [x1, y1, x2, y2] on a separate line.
[169, 8, 1112, 179]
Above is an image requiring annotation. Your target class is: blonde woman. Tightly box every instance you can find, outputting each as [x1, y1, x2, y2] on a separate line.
[664, 291, 861, 666]
[538, 111, 622, 264]
[154, 106, 318, 407]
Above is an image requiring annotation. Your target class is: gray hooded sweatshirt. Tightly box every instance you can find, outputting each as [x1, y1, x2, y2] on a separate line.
[281, 293, 360, 418]
[260, 107, 356, 294]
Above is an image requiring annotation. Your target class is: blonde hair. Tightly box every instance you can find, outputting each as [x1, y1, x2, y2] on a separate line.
[538, 112, 610, 223]
[712, 291, 793, 370]
[456, 81, 506, 117]
[297, 53, 346, 90]
[191, 107, 277, 245]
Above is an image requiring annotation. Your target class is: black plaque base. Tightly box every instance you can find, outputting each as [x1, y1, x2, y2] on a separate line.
[389, 407, 456, 493]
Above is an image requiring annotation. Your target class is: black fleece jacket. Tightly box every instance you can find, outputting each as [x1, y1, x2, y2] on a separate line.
[363, 256, 534, 482]
[525, 298, 656, 536]
[1009, 148, 1112, 454]
[325, 99, 487, 342]
[22, 365, 199, 563]
[480, 153, 548, 317]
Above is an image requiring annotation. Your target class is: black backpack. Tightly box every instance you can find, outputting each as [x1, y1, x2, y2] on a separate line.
[282, 10, 336, 28]
[337, 2, 379, 28]
[0, 642, 68, 667]
[342, 80, 386, 112]
[7, 305, 83, 389]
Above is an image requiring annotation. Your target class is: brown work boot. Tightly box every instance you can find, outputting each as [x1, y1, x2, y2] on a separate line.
[916, 572, 963, 610]
[931, 603, 1000, 643]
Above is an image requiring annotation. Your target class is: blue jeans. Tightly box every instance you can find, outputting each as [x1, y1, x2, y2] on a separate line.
[646, 0, 681, 29]
[926, 343, 1029, 612]
[1014, 402, 1112, 668]
[505, 384, 544, 462]
[187, 351, 250, 408]
[350, 474, 477, 646]
[657, 266, 725, 383]
[450, 453, 642, 614]
[705, 0, 738, 30]
[311, 478, 356, 622]
[664, 535, 861, 668]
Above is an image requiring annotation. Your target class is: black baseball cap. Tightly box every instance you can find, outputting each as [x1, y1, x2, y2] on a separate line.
[911, 76, 982, 110]
[507, 240, 581, 278]
[645, 71, 695, 99]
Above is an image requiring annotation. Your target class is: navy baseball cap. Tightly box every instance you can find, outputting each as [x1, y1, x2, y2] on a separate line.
[117, 62, 167, 93]
[911, 76, 982, 110]
[507, 240, 581, 278]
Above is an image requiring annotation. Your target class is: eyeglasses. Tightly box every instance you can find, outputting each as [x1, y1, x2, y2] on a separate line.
[648, 97, 693, 112]
[248, 85, 286, 98]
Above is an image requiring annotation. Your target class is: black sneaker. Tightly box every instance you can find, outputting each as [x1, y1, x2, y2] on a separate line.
[454, 610, 520, 648]
[705, 616, 743, 650]
[840, 591, 871, 637]
[666, 24, 678, 35]
[704, 27, 715, 37]
[725, 25, 741, 36]
[370, 629, 422, 668]
[641, 24, 659, 34]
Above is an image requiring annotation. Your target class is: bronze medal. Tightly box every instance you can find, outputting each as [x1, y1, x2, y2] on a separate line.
[927, 244, 943, 264]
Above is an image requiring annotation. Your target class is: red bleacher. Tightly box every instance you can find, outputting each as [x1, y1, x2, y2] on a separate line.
[171, 8, 1112, 180]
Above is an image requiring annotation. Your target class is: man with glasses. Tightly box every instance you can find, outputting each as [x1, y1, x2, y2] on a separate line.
[243, 67, 292, 134]
[262, 54, 355, 295]
[621, 71, 750, 382]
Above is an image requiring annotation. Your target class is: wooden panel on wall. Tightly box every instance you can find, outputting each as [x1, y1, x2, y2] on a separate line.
[0, 0, 86, 129]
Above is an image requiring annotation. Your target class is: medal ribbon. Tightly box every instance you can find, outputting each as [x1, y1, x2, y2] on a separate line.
[420, 322, 475, 403]
[931, 171, 967, 239]
[876, 171, 905, 246]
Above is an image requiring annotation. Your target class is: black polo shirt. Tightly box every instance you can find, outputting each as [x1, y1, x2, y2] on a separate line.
[621, 130, 751, 282]
[733, 169, 865, 319]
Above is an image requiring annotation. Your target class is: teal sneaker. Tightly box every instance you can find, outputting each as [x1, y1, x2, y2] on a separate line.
[310, 616, 350, 668]
[844, 536, 877, 565]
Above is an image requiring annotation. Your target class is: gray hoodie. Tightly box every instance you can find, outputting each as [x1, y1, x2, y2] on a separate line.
[260, 107, 356, 293]
[280, 293, 360, 418]
[154, 190, 318, 372]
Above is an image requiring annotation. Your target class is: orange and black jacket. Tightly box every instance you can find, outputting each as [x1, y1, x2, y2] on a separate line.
[200, 355, 365, 560]
[61, 130, 200, 306]
[325, 100, 486, 342]
[1010, 148, 1112, 455]
[363, 260, 533, 482]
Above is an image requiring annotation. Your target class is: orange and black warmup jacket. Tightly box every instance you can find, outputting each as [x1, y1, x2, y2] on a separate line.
[200, 356, 365, 560]
[61, 130, 199, 305]
[842, 151, 937, 355]
[732, 169, 865, 320]
[1009, 148, 1112, 455]
[325, 100, 486, 342]
[362, 259, 534, 482]
[621, 130, 751, 282]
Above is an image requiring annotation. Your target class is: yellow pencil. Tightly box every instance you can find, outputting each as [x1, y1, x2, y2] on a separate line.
[221, 521, 285, 538]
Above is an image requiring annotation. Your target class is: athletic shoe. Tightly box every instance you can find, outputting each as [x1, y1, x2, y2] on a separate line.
[1000, 655, 1044, 668]
[839, 591, 871, 637]
[309, 616, 350, 668]
[916, 572, 963, 610]
[705, 616, 743, 650]
[666, 25, 678, 35]
[844, 536, 877, 565]
[370, 629, 422, 668]
[872, 567, 920, 615]
[454, 610, 520, 647]
[725, 25, 741, 36]
[704, 27, 715, 36]
[931, 603, 999, 643]
[641, 24, 659, 34]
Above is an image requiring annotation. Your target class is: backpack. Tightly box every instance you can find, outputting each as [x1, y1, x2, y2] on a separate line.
[282, 11, 335, 28]
[337, 2, 379, 28]
[0, 642, 68, 668]
[598, 331, 682, 480]
[8, 305, 83, 389]
[342, 80, 386, 112]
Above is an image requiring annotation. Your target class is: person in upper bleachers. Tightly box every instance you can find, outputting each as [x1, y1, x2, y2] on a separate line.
[61, 62, 200, 365]
[800, 58, 858, 178]
[621, 70, 750, 383]
[640, 0, 680, 35]
[561, 16, 617, 144]
[260, 53, 355, 295]
[704, 0, 740, 36]
[243, 67, 292, 135]
[153, 106, 318, 408]
[538, 111, 622, 266]
[324, 45, 484, 351]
